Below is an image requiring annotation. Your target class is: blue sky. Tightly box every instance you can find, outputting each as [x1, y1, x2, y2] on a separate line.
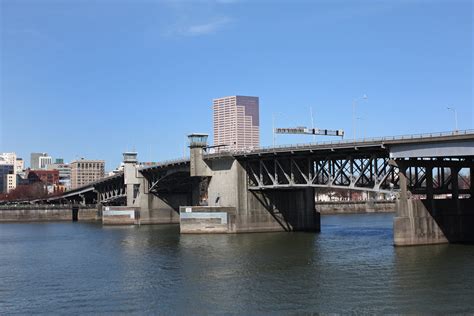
[1, 0, 472, 169]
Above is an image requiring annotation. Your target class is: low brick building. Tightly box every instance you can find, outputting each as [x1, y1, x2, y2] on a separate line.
[28, 170, 60, 186]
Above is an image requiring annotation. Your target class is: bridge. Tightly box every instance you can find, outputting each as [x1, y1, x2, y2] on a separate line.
[34, 130, 474, 246]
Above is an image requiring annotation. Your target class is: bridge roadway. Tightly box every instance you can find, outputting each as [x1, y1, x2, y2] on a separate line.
[33, 130, 474, 246]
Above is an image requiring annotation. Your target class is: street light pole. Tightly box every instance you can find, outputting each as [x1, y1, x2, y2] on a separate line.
[272, 114, 276, 147]
[353, 95, 367, 142]
[357, 117, 365, 139]
[352, 100, 356, 142]
[447, 107, 458, 132]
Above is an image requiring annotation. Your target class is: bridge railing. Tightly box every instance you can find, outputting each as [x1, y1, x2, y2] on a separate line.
[0, 204, 97, 210]
[211, 129, 474, 156]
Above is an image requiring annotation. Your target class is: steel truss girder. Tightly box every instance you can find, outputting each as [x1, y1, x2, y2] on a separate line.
[392, 157, 473, 195]
[96, 177, 126, 205]
[246, 155, 399, 193]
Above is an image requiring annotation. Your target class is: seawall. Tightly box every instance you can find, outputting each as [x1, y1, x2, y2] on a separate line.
[0, 205, 99, 222]
[316, 201, 395, 215]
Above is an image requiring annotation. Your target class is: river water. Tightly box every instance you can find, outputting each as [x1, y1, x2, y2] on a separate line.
[1, 213, 474, 314]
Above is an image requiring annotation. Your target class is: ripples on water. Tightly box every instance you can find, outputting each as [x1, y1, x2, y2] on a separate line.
[1, 214, 473, 314]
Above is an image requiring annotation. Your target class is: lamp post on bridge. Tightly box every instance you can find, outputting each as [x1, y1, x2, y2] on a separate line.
[356, 117, 366, 140]
[447, 106, 458, 133]
[353, 95, 368, 142]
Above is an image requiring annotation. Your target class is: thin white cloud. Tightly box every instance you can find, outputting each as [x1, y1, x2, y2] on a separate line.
[186, 16, 232, 35]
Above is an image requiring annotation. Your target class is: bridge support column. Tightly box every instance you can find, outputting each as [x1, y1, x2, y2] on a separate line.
[244, 187, 319, 232]
[394, 164, 449, 246]
[184, 156, 320, 233]
[393, 160, 474, 246]
[136, 175, 188, 225]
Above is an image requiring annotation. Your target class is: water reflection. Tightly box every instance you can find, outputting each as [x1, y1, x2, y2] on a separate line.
[1, 214, 474, 314]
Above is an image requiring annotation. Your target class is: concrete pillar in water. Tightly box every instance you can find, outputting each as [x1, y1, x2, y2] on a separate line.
[72, 206, 79, 222]
[186, 140, 320, 233]
[392, 161, 472, 246]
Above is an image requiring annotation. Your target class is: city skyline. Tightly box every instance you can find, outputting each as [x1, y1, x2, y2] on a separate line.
[1, 0, 472, 168]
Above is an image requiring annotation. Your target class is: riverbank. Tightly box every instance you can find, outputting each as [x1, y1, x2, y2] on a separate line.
[316, 200, 395, 215]
[0, 201, 395, 223]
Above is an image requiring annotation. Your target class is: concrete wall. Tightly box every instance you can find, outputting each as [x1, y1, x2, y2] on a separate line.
[102, 206, 139, 225]
[143, 192, 188, 224]
[180, 206, 236, 233]
[0, 207, 98, 222]
[394, 199, 474, 246]
[316, 201, 396, 215]
[240, 189, 320, 232]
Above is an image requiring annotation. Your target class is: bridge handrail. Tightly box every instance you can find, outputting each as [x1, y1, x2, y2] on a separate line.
[216, 129, 474, 156]
[0, 204, 97, 210]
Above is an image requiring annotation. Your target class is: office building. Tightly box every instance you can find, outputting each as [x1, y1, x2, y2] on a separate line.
[31, 153, 52, 169]
[5, 174, 16, 193]
[47, 162, 71, 189]
[213, 95, 260, 151]
[0, 153, 16, 165]
[27, 170, 60, 186]
[0, 164, 14, 193]
[70, 159, 105, 189]
[15, 158, 24, 174]
[0, 153, 19, 193]
[39, 156, 52, 169]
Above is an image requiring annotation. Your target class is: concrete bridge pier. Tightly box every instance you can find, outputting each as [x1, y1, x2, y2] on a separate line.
[393, 160, 474, 246]
[205, 158, 319, 232]
[245, 187, 320, 232]
[134, 168, 195, 225]
[115, 152, 191, 225]
[182, 134, 320, 233]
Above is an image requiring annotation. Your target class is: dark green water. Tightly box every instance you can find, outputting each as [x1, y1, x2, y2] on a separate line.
[1, 213, 474, 314]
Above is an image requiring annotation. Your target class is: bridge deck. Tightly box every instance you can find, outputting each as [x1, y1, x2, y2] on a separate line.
[205, 130, 474, 159]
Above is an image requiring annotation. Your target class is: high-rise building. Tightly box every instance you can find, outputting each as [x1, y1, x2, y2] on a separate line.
[70, 159, 105, 189]
[213, 95, 260, 151]
[31, 153, 52, 169]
